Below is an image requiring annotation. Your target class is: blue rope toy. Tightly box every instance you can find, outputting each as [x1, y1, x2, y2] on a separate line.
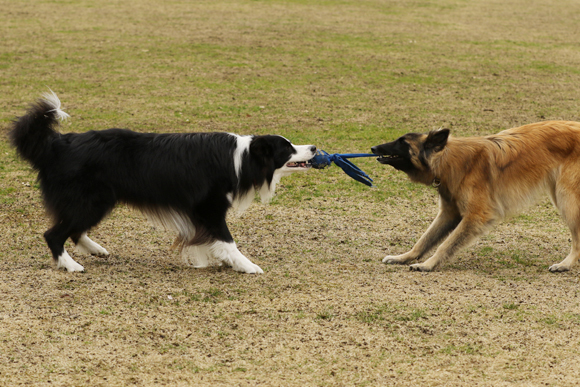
[309, 150, 376, 187]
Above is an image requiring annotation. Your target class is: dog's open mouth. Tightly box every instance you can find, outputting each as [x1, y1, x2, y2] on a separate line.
[286, 161, 311, 168]
[377, 154, 401, 163]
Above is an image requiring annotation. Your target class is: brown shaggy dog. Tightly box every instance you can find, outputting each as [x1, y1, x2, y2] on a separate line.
[371, 121, 580, 272]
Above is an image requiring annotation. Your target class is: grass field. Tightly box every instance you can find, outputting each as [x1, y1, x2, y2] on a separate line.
[2, 0, 580, 385]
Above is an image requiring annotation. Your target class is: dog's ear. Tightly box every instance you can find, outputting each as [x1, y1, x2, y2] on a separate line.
[424, 129, 450, 153]
[249, 136, 273, 163]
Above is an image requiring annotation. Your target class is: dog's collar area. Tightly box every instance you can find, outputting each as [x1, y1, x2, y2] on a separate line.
[432, 178, 441, 188]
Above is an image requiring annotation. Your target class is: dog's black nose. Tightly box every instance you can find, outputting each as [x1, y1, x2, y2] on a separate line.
[310, 145, 317, 153]
[371, 146, 378, 154]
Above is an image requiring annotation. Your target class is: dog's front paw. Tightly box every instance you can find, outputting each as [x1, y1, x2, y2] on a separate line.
[383, 256, 402, 264]
[409, 263, 433, 272]
[382, 254, 415, 265]
[549, 263, 570, 273]
[251, 264, 264, 274]
[233, 261, 263, 274]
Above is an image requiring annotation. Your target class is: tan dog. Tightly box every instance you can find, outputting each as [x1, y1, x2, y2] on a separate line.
[371, 121, 580, 272]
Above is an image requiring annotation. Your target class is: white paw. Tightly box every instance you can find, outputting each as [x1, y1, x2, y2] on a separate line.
[232, 261, 263, 274]
[57, 251, 85, 272]
[549, 264, 570, 273]
[76, 244, 109, 256]
[76, 235, 109, 256]
[66, 262, 85, 272]
[209, 241, 263, 274]
[383, 255, 399, 264]
[382, 255, 411, 264]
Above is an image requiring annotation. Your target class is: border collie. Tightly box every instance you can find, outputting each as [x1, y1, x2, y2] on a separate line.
[9, 91, 316, 274]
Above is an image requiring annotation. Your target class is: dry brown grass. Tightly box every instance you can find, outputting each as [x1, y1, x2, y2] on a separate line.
[2, 0, 580, 385]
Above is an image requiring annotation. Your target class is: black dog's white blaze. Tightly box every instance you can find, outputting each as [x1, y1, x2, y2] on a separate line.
[9, 93, 316, 274]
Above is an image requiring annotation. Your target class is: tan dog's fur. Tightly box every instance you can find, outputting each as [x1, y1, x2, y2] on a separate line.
[373, 121, 580, 272]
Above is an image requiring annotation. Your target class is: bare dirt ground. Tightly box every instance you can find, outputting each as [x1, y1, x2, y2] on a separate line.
[2, 0, 580, 386]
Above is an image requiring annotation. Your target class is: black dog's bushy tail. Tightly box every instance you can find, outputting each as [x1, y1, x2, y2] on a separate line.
[9, 90, 70, 170]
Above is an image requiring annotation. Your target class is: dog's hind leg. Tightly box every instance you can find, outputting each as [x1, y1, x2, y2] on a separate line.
[44, 187, 115, 272]
[71, 232, 109, 256]
[47, 223, 110, 272]
[548, 177, 580, 272]
[45, 223, 85, 272]
[549, 231, 580, 272]
[56, 251, 85, 272]
[383, 198, 461, 265]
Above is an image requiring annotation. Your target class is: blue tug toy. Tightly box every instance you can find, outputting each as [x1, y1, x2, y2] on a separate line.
[309, 150, 376, 187]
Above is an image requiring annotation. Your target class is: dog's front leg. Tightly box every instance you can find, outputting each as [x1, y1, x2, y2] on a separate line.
[409, 215, 489, 272]
[209, 241, 264, 274]
[383, 199, 460, 265]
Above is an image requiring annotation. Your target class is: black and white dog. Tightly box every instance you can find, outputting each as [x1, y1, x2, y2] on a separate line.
[9, 92, 316, 274]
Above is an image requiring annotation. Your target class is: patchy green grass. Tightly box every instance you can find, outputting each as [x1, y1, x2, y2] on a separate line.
[2, 0, 580, 386]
